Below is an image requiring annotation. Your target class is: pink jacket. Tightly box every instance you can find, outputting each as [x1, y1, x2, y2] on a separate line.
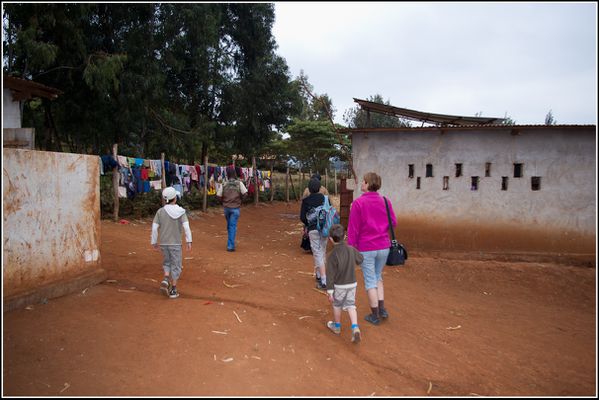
[347, 191, 397, 252]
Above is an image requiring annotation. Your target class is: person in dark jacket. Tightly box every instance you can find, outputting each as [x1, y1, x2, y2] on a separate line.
[324, 224, 364, 343]
[300, 178, 327, 289]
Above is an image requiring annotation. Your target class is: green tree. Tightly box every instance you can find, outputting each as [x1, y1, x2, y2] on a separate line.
[284, 119, 344, 172]
[544, 109, 556, 125]
[501, 112, 516, 125]
[220, 3, 301, 160]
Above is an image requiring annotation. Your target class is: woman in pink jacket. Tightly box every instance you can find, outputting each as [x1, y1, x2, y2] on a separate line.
[347, 172, 397, 325]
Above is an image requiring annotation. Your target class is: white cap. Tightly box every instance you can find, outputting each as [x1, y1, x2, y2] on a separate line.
[162, 187, 177, 201]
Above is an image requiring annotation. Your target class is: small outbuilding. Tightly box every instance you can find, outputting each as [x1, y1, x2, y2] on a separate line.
[348, 98, 596, 262]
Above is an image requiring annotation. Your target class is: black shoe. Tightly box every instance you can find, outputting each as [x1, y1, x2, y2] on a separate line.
[315, 281, 327, 290]
[227, 248, 235, 252]
[379, 308, 389, 319]
[364, 313, 380, 325]
[168, 287, 179, 299]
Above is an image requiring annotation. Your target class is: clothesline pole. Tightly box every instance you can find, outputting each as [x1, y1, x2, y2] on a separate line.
[252, 156, 258, 206]
[160, 152, 166, 206]
[269, 161, 274, 202]
[285, 167, 289, 203]
[289, 169, 297, 201]
[334, 168, 337, 196]
[203, 154, 208, 212]
[112, 144, 119, 222]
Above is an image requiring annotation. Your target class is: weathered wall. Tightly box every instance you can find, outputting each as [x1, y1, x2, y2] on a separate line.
[3, 149, 101, 297]
[351, 126, 596, 256]
[3, 88, 21, 128]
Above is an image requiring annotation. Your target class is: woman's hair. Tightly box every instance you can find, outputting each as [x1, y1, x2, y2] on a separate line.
[308, 178, 321, 194]
[363, 172, 381, 192]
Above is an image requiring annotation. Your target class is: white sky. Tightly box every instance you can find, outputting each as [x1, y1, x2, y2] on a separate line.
[272, 2, 598, 125]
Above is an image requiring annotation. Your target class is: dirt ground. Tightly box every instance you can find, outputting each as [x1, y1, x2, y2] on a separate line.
[3, 199, 597, 396]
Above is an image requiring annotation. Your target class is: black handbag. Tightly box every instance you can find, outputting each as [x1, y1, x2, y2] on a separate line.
[384, 197, 408, 266]
[300, 227, 312, 252]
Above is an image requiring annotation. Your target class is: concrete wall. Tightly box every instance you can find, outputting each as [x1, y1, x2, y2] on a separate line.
[351, 125, 596, 256]
[3, 149, 102, 299]
[3, 88, 21, 128]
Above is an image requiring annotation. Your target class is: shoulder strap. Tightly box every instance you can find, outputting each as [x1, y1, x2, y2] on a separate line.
[383, 197, 396, 241]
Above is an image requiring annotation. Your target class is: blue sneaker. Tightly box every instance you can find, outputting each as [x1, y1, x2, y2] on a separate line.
[352, 327, 361, 343]
[327, 321, 341, 335]
[364, 313, 380, 325]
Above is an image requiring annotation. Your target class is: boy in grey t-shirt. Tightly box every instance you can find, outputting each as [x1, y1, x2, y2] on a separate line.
[151, 187, 192, 298]
[325, 224, 364, 343]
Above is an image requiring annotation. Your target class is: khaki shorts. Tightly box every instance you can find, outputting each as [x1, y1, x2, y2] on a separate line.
[332, 285, 357, 310]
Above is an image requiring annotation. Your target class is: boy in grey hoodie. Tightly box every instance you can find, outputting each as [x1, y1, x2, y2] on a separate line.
[151, 187, 193, 298]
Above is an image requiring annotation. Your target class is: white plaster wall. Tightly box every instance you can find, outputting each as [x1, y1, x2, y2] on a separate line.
[352, 126, 596, 236]
[3, 88, 21, 128]
[3, 149, 101, 296]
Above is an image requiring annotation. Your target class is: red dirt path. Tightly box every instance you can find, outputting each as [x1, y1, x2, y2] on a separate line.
[3, 200, 596, 396]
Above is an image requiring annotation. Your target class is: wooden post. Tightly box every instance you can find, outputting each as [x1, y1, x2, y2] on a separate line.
[252, 156, 258, 206]
[202, 154, 208, 212]
[160, 152, 166, 206]
[112, 144, 119, 222]
[334, 169, 337, 196]
[289, 169, 297, 201]
[285, 166, 290, 203]
[269, 161, 275, 202]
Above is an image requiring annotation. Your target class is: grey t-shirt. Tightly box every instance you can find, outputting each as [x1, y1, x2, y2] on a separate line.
[153, 207, 189, 245]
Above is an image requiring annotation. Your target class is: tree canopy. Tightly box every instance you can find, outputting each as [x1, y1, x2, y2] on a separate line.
[3, 3, 303, 164]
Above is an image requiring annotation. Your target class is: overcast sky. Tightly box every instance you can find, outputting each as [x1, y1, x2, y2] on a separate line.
[272, 2, 597, 126]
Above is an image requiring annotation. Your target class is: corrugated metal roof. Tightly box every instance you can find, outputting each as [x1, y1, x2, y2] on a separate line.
[354, 98, 505, 126]
[343, 124, 597, 134]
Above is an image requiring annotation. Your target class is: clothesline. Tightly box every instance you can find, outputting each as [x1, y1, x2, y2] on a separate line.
[100, 154, 272, 199]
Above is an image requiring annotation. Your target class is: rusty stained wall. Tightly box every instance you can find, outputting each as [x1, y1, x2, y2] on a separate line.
[351, 126, 596, 255]
[3, 149, 101, 297]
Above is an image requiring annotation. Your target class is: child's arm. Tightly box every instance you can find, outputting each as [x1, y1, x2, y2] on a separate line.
[183, 221, 192, 251]
[151, 222, 160, 249]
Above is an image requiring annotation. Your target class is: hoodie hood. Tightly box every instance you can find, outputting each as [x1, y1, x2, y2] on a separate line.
[164, 204, 186, 219]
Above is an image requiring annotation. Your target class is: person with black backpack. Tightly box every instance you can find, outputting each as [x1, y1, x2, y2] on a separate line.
[300, 178, 328, 289]
[217, 167, 248, 252]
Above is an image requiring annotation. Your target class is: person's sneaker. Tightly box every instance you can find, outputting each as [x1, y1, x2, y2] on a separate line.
[326, 321, 341, 335]
[364, 313, 380, 325]
[351, 327, 362, 343]
[160, 278, 169, 296]
[227, 248, 235, 252]
[315, 281, 327, 290]
[379, 308, 389, 319]
[168, 287, 179, 299]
